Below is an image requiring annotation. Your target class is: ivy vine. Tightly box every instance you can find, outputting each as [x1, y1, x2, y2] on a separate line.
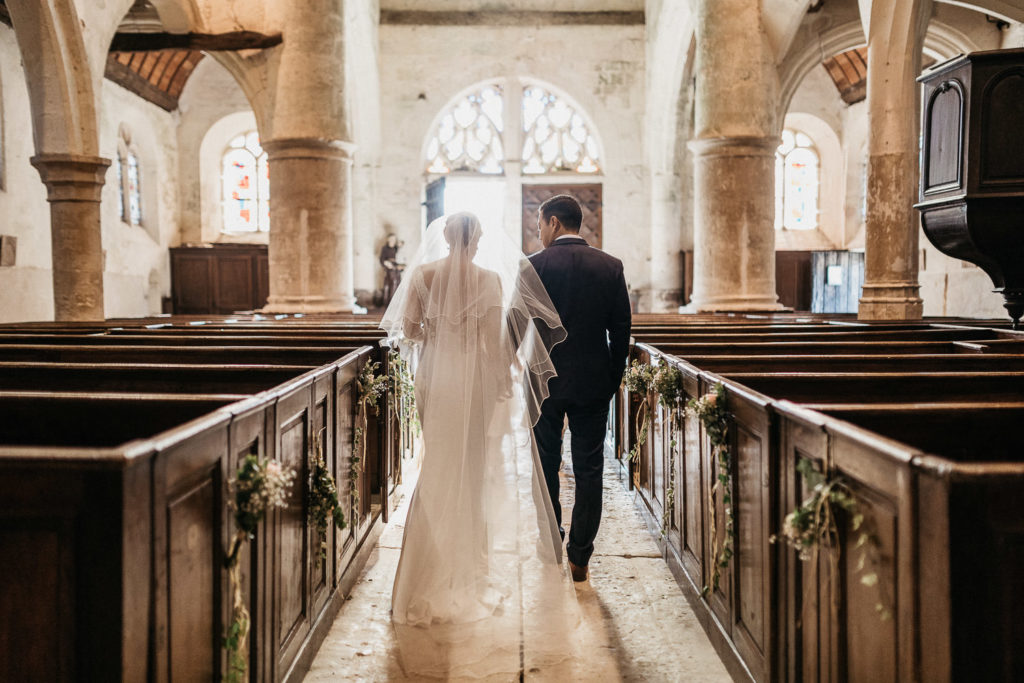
[653, 361, 684, 537]
[308, 428, 346, 561]
[687, 383, 733, 595]
[351, 359, 388, 526]
[223, 452, 295, 683]
[622, 359, 654, 462]
[771, 458, 892, 621]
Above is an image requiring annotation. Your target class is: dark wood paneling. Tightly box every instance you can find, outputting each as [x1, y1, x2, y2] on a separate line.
[775, 251, 813, 312]
[168, 476, 218, 681]
[171, 244, 269, 314]
[521, 184, 602, 254]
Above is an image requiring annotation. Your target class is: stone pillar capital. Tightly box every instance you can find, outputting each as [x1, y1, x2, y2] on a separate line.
[30, 154, 111, 202]
[688, 136, 780, 158]
[260, 137, 356, 162]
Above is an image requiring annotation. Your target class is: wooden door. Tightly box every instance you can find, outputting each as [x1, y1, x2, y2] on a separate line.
[425, 177, 445, 226]
[521, 184, 602, 254]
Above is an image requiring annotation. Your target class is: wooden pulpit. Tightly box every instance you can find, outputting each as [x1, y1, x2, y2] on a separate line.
[917, 49, 1024, 327]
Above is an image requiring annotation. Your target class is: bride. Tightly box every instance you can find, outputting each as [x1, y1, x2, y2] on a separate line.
[380, 212, 586, 679]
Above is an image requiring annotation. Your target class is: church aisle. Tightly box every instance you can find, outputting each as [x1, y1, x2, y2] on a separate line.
[304, 441, 731, 682]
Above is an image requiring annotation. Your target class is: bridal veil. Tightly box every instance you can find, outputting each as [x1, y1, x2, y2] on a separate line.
[380, 213, 587, 679]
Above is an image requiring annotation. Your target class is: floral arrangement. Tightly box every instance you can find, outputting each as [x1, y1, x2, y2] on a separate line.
[686, 383, 733, 594]
[388, 350, 420, 442]
[308, 429, 346, 561]
[653, 361, 684, 536]
[771, 458, 891, 620]
[622, 359, 654, 462]
[351, 359, 388, 525]
[224, 452, 296, 683]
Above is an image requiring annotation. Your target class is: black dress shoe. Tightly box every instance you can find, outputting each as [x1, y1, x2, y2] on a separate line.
[568, 560, 588, 582]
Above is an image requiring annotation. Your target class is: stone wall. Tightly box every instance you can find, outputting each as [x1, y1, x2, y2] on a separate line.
[0, 22, 53, 322]
[373, 20, 647, 304]
[0, 21, 182, 322]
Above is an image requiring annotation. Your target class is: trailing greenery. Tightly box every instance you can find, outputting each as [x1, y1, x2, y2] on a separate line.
[687, 383, 733, 594]
[351, 359, 388, 525]
[223, 452, 295, 683]
[653, 361, 684, 537]
[308, 428, 346, 561]
[622, 359, 655, 462]
[387, 349, 420, 442]
[771, 458, 891, 621]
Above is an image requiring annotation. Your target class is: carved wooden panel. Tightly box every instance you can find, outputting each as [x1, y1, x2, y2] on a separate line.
[982, 70, 1024, 183]
[521, 183, 602, 255]
[215, 254, 255, 312]
[277, 415, 308, 653]
[168, 476, 217, 682]
[0, 523, 73, 681]
[924, 81, 964, 193]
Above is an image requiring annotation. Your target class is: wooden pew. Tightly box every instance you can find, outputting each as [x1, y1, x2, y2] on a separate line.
[0, 334, 393, 682]
[618, 335, 1024, 683]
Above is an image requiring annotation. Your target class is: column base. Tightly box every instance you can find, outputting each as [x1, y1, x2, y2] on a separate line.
[262, 295, 356, 314]
[858, 284, 923, 320]
[681, 294, 786, 313]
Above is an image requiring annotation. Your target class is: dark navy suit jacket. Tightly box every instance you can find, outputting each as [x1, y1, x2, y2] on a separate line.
[529, 236, 632, 403]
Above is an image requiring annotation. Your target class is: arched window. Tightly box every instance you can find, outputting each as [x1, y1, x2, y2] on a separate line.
[521, 85, 600, 174]
[775, 129, 819, 231]
[222, 131, 270, 233]
[116, 125, 142, 226]
[423, 82, 602, 176]
[425, 84, 504, 175]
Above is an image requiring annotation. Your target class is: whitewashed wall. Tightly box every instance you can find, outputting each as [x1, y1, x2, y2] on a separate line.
[373, 21, 647, 303]
[0, 23, 181, 322]
[177, 56, 256, 246]
[0, 23, 54, 323]
[98, 79, 180, 318]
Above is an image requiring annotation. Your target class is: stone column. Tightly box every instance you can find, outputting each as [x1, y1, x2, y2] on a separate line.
[686, 0, 783, 312]
[857, 0, 931, 320]
[262, 139, 356, 312]
[30, 154, 110, 321]
[260, 0, 356, 313]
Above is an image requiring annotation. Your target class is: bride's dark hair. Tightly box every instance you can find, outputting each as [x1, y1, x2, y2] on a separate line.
[443, 212, 483, 249]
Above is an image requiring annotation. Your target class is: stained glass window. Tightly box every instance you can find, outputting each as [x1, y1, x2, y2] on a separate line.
[126, 150, 142, 226]
[115, 150, 124, 222]
[116, 128, 142, 226]
[222, 131, 270, 233]
[425, 85, 504, 174]
[775, 129, 819, 231]
[521, 86, 600, 174]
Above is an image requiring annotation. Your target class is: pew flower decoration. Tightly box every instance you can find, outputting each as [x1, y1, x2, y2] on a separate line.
[309, 428, 346, 561]
[623, 359, 655, 462]
[352, 359, 389, 525]
[652, 361, 684, 537]
[224, 452, 297, 683]
[388, 349, 420, 440]
[771, 458, 891, 621]
[687, 383, 734, 594]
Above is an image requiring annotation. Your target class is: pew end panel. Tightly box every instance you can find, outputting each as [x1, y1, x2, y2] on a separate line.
[699, 373, 778, 683]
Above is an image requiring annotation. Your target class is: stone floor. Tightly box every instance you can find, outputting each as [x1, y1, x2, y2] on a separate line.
[304, 437, 732, 682]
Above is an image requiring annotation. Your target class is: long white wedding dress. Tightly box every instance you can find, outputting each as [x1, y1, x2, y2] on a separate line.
[380, 213, 586, 679]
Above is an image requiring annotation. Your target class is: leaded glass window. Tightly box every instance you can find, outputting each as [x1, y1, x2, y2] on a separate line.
[775, 129, 819, 231]
[115, 150, 124, 222]
[425, 85, 504, 174]
[222, 131, 270, 233]
[116, 127, 142, 226]
[126, 150, 142, 226]
[521, 86, 599, 174]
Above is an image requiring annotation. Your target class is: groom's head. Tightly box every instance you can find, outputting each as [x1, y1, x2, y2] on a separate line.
[538, 195, 583, 248]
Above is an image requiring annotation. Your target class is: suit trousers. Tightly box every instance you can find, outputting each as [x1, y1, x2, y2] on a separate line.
[533, 397, 609, 567]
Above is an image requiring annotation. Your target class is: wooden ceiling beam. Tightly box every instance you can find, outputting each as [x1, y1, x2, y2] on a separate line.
[109, 30, 281, 53]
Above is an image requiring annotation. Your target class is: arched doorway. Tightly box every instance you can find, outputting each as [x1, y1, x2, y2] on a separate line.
[421, 78, 605, 253]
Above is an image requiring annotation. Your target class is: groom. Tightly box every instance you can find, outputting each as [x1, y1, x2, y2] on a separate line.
[529, 194, 631, 582]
